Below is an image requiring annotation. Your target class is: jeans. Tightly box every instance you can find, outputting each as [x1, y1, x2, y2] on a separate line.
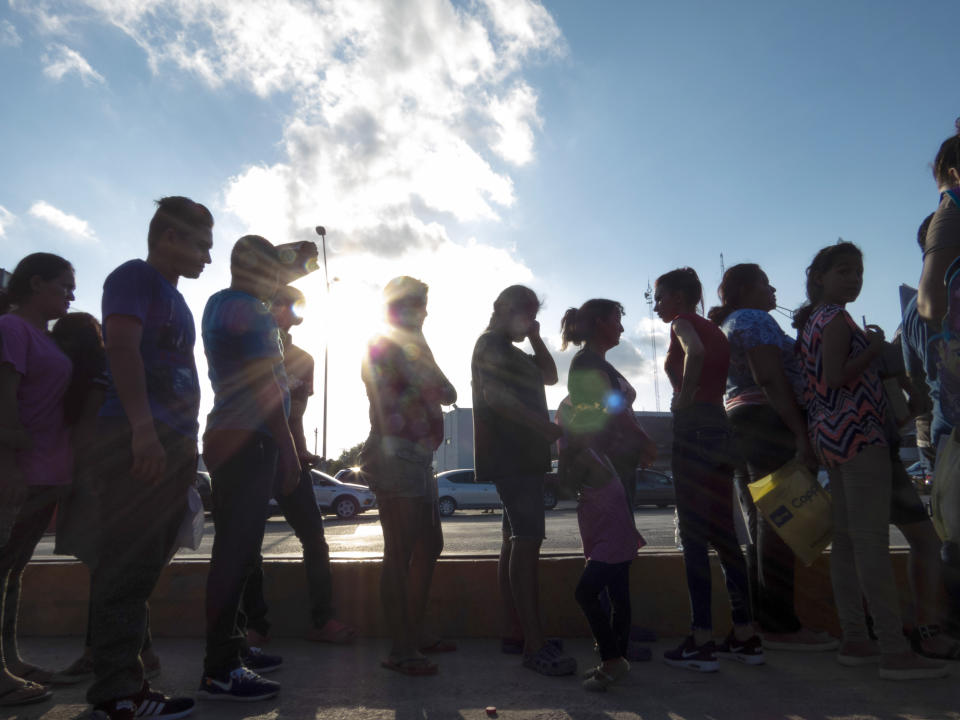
[728, 404, 803, 634]
[1, 486, 59, 674]
[204, 433, 276, 676]
[87, 419, 194, 705]
[240, 467, 335, 636]
[827, 445, 909, 654]
[574, 560, 631, 661]
[672, 403, 752, 631]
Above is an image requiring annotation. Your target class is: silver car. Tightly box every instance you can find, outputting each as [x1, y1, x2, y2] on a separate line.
[309, 470, 377, 519]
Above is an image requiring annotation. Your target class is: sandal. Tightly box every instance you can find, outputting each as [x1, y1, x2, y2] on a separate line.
[582, 658, 630, 692]
[911, 624, 960, 660]
[419, 639, 457, 654]
[0, 681, 52, 707]
[502, 637, 563, 655]
[13, 665, 54, 684]
[305, 619, 357, 645]
[381, 656, 439, 676]
[522, 642, 577, 677]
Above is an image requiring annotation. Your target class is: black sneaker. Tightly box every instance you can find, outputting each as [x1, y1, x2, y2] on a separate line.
[242, 646, 283, 674]
[197, 666, 280, 702]
[663, 636, 719, 672]
[91, 682, 195, 719]
[716, 631, 766, 665]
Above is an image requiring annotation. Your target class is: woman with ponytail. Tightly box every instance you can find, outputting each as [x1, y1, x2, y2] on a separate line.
[709, 264, 836, 652]
[560, 299, 655, 508]
[653, 267, 761, 672]
[796, 242, 947, 680]
[0, 253, 75, 706]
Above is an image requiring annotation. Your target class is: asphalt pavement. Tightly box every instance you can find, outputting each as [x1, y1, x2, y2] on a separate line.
[9, 636, 958, 720]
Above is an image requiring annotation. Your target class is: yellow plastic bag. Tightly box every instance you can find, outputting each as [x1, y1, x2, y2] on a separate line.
[932, 428, 960, 544]
[749, 461, 833, 566]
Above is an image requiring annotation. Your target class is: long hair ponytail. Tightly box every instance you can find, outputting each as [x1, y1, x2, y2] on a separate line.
[706, 263, 765, 326]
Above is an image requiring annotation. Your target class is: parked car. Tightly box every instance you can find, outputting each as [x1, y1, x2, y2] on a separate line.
[334, 466, 367, 487]
[634, 469, 675, 508]
[310, 470, 377, 519]
[435, 469, 559, 516]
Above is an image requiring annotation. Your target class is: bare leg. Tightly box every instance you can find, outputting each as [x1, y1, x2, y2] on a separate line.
[499, 536, 522, 640]
[510, 538, 545, 655]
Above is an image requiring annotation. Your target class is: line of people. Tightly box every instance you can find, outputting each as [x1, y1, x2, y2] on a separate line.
[0, 199, 356, 718]
[1, 120, 959, 715]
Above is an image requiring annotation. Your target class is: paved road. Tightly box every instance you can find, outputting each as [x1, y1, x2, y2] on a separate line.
[33, 499, 914, 560]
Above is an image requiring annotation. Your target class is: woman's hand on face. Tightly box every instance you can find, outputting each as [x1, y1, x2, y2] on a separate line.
[527, 319, 541, 341]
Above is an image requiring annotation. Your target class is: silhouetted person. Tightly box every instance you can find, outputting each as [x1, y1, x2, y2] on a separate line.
[0, 253, 75, 708]
[472, 285, 575, 676]
[86, 197, 212, 718]
[199, 235, 300, 701]
[240, 284, 357, 647]
[361, 276, 455, 676]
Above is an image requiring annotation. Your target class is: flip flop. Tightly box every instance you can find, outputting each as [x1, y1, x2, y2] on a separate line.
[0, 681, 52, 707]
[15, 665, 54, 684]
[419, 639, 457, 654]
[305, 619, 357, 645]
[380, 657, 439, 676]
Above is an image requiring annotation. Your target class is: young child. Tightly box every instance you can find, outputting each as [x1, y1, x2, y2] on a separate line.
[573, 449, 644, 691]
[795, 241, 947, 680]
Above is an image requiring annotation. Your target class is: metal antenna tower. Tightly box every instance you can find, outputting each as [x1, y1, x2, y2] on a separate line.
[643, 279, 661, 412]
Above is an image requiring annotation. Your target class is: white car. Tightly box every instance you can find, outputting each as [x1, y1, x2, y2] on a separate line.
[310, 470, 377, 519]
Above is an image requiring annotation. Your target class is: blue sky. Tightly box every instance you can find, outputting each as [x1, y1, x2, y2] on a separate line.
[1, 1, 957, 455]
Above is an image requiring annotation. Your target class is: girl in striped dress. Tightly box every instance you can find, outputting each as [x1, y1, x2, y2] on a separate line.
[795, 242, 946, 680]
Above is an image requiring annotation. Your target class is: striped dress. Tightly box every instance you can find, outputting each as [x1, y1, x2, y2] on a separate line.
[799, 304, 887, 468]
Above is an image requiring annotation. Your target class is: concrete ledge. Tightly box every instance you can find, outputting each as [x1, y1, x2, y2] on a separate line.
[21, 551, 915, 638]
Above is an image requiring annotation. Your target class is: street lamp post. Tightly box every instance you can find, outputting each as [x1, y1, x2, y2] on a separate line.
[315, 226, 330, 463]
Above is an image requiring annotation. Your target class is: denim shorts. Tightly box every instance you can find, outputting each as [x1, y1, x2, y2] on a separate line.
[495, 474, 545, 540]
[360, 434, 436, 501]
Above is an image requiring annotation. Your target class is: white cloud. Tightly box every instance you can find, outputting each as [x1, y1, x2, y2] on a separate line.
[34, 0, 565, 452]
[28, 201, 98, 243]
[0, 206, 14, 238]
[42, 43, 105, 84]
[0, 20, 22, 46]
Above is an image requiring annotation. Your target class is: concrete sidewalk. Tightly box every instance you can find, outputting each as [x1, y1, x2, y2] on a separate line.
[7, 637, 958, 720]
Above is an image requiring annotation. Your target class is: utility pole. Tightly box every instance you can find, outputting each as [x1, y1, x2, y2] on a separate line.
[643, 280, 661, 412]
[315, 226, 330, 460]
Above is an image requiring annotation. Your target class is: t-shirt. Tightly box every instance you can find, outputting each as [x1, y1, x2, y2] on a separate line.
[99, 260, 201, 438]
[799, 304, 888, 467]
[280, 330, 314, 406]
[0, 314, 73, 486]
[566, 348, 638, 473]
[922, 190, 960, 259]
[577, 473, 643, 564]
[664, 312, 730, 405]
[901, 293, 952, 447]
[471, 330, 552, 481]
[363, 329, 448, 451]
[203, 289, 290, 435]
[721, 309, 804, 411]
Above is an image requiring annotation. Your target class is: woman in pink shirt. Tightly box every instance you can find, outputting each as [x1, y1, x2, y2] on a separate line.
[0, 253, 75, 707]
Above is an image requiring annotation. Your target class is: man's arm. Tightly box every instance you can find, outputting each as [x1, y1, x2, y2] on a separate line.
[918, 247, 958, 324]
[105, 315, 166, 484]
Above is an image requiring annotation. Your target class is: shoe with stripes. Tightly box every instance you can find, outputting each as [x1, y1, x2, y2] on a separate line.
[91, 682, 194, 719]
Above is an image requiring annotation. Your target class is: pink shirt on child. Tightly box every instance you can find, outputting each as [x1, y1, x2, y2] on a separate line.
[0, 314, 73, 486]
[577, 469, 644, 564]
